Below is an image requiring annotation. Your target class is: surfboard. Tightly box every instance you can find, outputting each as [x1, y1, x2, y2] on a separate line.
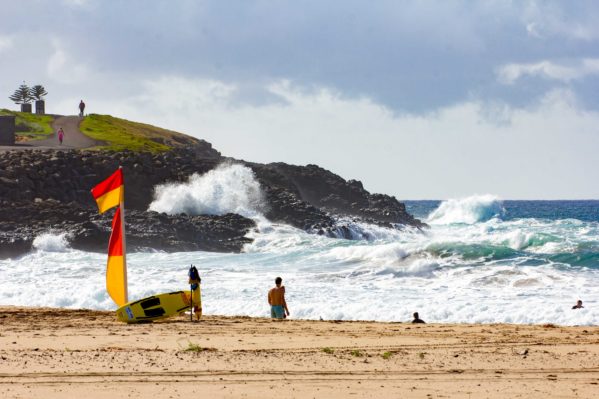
[116, 288, 201, 323]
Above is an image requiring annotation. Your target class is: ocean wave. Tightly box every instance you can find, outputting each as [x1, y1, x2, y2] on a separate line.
[548, 252, 599, 268]
[372, 259, 441, 278]
[327, 218, 421, 241]
[427, 194, 505, 225]
[148, 163, 265, 217]
[3, 198, 599, 326]
[32, 232, 71, 252]
[425, 242, 518, 262]
[318, 242, 410, 266]
[499, 230, 559, 251]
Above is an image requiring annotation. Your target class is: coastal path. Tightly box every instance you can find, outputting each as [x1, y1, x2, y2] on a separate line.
[0, 115, 99, 151]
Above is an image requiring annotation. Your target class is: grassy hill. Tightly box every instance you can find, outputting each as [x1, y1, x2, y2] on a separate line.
[0, 109, 54, 141]
[80, 114, 201, 152]
[1, 109, 202, 152]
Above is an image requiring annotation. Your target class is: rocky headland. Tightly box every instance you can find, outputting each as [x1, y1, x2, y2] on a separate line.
[0, 133, 424, 259]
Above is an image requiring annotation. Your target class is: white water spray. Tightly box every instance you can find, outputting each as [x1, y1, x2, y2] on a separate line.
[148, 163, 265, 217]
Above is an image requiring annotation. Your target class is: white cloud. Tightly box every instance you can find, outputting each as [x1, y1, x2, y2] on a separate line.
[497, 58, 599, 84]
[62, 0, 91, 7]
[46, 39, 90, 84]
[523, 3, 599, 41]
[66, 77, 599, 200]
[0, 35, 13, 53]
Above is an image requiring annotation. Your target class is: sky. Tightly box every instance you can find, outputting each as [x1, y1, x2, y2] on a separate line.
[1, 0, 599, 199]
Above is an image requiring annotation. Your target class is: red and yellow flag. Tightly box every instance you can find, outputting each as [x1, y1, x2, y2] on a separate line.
[106, 207, 127, 306]
[91, 168, 128, 306]
[91, 168, 123, 214]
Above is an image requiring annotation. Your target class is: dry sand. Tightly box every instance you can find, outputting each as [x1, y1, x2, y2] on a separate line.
[1, 306, 598, 398]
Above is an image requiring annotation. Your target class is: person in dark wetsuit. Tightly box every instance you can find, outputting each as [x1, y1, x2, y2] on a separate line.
[572, 300, 584, 309]
[412, 312, 425, 323]
[188, 265, 202, 320]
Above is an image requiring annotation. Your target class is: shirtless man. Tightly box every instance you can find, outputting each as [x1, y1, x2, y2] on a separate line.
[268, 277, 289, 319]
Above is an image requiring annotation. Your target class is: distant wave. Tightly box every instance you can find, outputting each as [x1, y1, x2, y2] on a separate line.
[148, 163, 265, 217]
[427, 194, 505, 225]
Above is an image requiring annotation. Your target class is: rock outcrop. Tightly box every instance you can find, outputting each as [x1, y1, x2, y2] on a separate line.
[0, 139, 423, 259]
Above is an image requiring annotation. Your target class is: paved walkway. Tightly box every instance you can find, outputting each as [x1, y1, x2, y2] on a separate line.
[0, 115, 99, 151]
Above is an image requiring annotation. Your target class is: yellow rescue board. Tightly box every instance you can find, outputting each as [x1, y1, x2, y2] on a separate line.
[116, 288, 201, 323]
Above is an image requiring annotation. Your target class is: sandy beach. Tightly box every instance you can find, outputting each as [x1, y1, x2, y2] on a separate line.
[0, 307, 597, 398]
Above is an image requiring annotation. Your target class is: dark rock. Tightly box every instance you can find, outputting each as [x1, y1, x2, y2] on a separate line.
[248, 162, 425, 229]
[0, 202, 255, 259]
[0, 142, 424, 258]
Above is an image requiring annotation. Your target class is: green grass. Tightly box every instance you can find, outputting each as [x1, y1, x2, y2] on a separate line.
[182, 342, 215, 353]
[350, 349, 364, 357]
[322, 347, 335, 354]
[382, 351, 393, 360]
[0, 109, 55, 140]
[80, 114, 198, 153]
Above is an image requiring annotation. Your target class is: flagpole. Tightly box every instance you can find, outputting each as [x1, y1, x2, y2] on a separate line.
[119, 166, 128, 303]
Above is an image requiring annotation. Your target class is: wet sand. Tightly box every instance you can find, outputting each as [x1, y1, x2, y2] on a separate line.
[1, 306, 598, 398]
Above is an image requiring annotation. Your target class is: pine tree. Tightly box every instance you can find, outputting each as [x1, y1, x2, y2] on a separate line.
[31, 85, 48, 101]
[9, 84, 32, 104]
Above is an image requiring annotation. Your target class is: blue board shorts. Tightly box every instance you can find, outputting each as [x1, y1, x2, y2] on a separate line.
[271, 305, 285, 319]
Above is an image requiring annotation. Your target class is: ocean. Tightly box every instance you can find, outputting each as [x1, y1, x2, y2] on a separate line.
[1, 165, 598, 326]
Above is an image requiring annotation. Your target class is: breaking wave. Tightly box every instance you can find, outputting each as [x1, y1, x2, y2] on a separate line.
[148, 163, 265, 217]
[32, 232, 71, 252]
[427, 194, 505, 225]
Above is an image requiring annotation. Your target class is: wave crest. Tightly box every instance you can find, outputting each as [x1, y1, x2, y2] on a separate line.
[427, 194, 505, 225]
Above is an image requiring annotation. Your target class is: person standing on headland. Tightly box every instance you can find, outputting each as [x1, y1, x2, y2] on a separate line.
[79, 100, 86, 117]
[57, 127, 64, 145]
[268, 277, 289, 319]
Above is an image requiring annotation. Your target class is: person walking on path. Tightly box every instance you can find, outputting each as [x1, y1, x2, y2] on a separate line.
[79, 100, 86, 117]
[268, 277, 289, 319]
[57, 127, 65, 145]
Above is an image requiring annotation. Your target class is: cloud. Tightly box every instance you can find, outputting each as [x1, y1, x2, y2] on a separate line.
[46, 39, 90, 84]
[62, 0, 91, 7]
[2, 1, 598, 114]
[68, 76, 599, 199]
[2, 1, 598, 199]
[497, 58, 599, 84]
[0, 35, 13, 53]
[523, 1, 599, 41]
